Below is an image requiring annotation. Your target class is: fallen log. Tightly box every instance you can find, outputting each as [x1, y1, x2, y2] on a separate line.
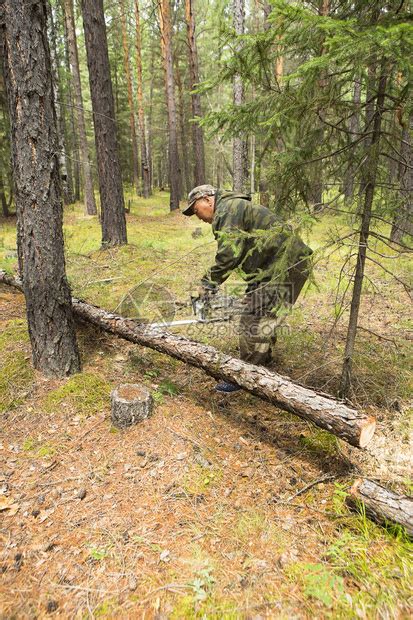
[347, 478, 413, 538]
[0, 271, 376, 448]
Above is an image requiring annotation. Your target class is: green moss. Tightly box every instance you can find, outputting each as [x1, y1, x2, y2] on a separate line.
[43, 372, 111, 417]
[299, 428, 339, 456]
[0, 350, 33, 414]
[0, 319, 30, 352]
[21, 438, 56, 458]
[170, 594, 239, 619]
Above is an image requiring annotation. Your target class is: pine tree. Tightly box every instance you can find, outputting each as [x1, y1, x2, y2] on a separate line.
[1, 0, 80, 376]
[158, 0, 181, 210]
[81, 0, 127, 246]
[63, 0, 96, 215]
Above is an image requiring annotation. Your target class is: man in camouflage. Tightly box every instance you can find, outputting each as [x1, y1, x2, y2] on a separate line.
[182, 184, 312, 393]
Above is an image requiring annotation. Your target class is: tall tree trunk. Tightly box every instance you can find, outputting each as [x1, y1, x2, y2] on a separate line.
[63, 0, 96, 215]
[232, 0, 248, 192]
[175, 57, 191, 194]
[1, 0, 80, 376]
[343, 77, 362, 204]
[340, 66, 388, 398]
[48, 2, 71, 205]
[147, 44, 155, 192]
[308, 0, 330, 209]
[61, 5, 80, 202]
[81, 0, 127, 246]
[134, 0, 151, 198]
[391, 112, 413, 243]
[120, 0, 140, 194]
[185, 0, 205, 186]
[0, 169, 9, 217]
[158, 0, 181, 210]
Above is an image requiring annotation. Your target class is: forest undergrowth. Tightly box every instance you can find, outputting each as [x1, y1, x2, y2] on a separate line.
[0, 191, 412, 618]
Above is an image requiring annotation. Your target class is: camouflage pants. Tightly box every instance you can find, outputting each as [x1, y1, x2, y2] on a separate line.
[239, 264, 309, 366]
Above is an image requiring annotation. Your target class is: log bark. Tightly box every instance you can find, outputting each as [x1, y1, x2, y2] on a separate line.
[347, 478, 413, 538]
[0, 272, 376, 448]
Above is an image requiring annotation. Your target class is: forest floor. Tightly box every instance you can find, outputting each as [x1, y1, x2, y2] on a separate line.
[0, 192, 412, 619]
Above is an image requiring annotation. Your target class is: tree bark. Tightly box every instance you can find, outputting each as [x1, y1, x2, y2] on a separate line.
[119, 0, 140, 194]
[340, 66, 387, 398]
[1, 0, 80, 376]
[0, 272, 376, 449]
[158, 0, 181, 210]
[175, 56, 191, 194]
[61, 6, 80, 202]
[391, 112, 413, 243]
[232, 0, 248, 192]
[134, 0, 151, 198]
[48, 2, 71, 205]
[63, 0, 96, 215]
[343, 77, 362, 204]
[0, 169, 9, 217]
[81, 0, 127, 246]
[185, 0, 205, 186]
[347, 479, 413, 538]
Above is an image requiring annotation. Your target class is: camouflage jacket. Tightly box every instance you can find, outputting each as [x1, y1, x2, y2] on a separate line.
[201, 190, 313, 289]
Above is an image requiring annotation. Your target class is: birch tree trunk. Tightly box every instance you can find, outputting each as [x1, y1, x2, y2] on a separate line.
[1, 0, 80, 376]
[63, 0, 96, 215]
[134, 0, 151, 198]
[120, 0, 140, 194]
[158, 0, 181, 210]
[81, 0, 127, 246]
[185, 0, 206, 186]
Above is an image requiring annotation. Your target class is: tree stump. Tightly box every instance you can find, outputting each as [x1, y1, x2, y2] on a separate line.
[111, 384, 153, 428]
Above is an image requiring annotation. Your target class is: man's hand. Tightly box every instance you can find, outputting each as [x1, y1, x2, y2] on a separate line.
[197, 284, 217, 301]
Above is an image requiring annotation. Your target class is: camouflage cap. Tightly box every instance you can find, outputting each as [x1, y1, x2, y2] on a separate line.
[182, 184, 216, 216]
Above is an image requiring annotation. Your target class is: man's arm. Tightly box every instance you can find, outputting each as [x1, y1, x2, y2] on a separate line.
[200, 200, 249, 289]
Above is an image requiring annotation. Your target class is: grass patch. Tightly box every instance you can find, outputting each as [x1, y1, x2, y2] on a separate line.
[0, 350, 33, 414]
[43, 372, 111, 417]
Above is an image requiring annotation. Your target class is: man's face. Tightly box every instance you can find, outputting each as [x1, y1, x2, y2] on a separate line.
[193, 196, 215, 223]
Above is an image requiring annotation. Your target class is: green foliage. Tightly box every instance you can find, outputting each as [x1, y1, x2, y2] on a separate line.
[88, 547, 109, 561]
[188, 566, 215, 603]
[288, 562, 346, 607]
[43, 372, 111, 417]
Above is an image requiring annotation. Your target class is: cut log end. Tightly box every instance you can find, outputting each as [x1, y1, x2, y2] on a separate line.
[111, 383, 153, 428]
[359, 417, 377, 448]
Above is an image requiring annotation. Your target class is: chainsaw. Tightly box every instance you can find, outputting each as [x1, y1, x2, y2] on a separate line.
[147, 292, 245, 328]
